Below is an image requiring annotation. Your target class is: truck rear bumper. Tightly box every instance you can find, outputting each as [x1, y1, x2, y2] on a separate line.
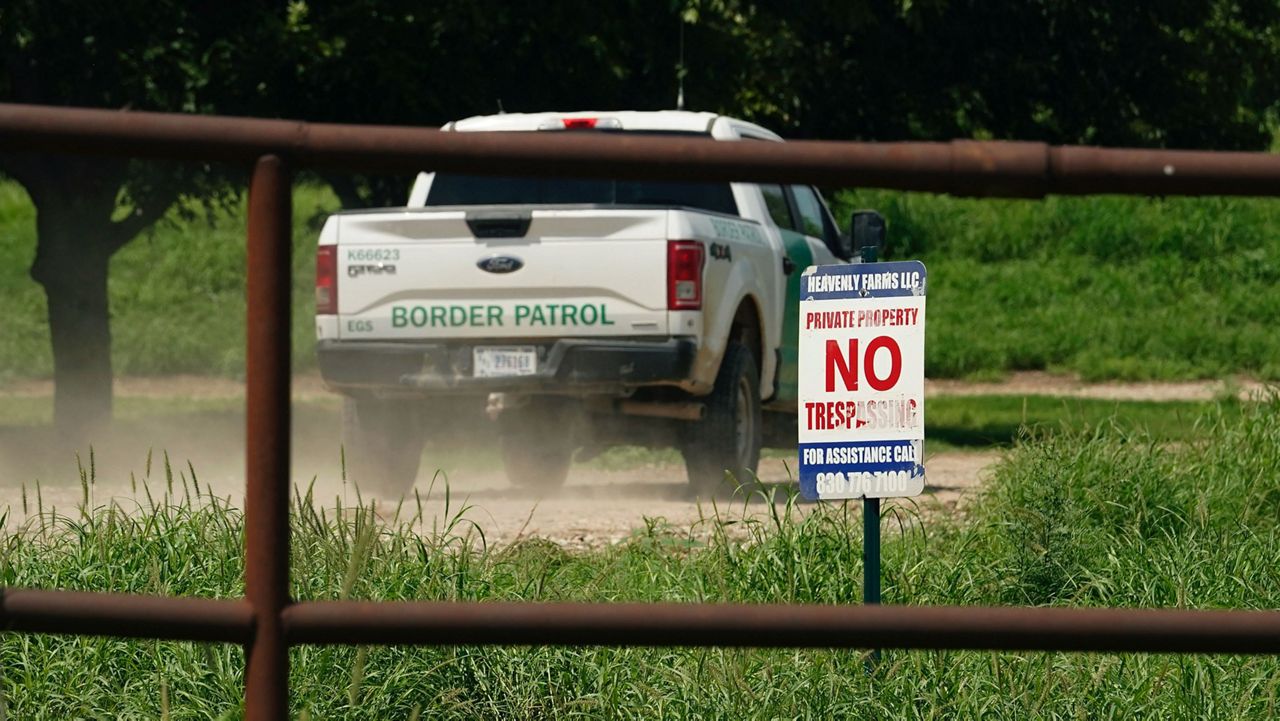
[317, 337, 697, 395]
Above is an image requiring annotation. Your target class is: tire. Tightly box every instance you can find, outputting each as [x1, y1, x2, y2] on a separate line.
[341, 396, 425, 497]
[681, 341, 763, 494]
[499, 398, 577, 490]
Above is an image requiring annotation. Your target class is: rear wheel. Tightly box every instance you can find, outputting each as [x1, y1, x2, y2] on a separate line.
[681, 341, 762, 494]
[341, 396, 425, 497]
[499, 398, 578, 490]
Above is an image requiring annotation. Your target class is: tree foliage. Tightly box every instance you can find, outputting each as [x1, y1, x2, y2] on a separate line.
[274, 0, 695, 204]
[686, 0, 1280, 148]
[1, 0, 1279, 436]
[0, 0, 283, 436]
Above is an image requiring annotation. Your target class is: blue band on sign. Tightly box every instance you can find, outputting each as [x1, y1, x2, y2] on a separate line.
[798, 440, 925, 500]
[800, 260, 927, 302]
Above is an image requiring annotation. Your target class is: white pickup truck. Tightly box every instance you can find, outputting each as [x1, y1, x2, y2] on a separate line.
[315, 110, 883, 494]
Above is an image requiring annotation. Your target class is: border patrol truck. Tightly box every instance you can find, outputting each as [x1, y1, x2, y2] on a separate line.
[315, 111, 880, 494]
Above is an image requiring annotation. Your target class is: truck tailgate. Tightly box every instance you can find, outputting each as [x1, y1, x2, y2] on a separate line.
[331, 208, 670, 340]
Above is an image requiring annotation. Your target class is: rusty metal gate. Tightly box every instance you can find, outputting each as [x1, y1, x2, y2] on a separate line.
[2, 103, 1280, 720]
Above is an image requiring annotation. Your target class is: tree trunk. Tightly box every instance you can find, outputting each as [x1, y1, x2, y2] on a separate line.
[7, 152, 174, 443]
[30, 210, 115, 443]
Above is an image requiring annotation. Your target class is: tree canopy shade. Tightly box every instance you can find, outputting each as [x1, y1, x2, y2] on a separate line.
[2, 0, 1279, 438]
[0, 0, 282, 437]
[276, 0, 695, 206]
[254, 0, 1280, 201]
[691, 0, 1280, 149]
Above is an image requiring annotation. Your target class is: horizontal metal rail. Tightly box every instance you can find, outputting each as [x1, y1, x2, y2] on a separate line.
[4, 590, 1276, 656]
[3, 103, 1280, 197]
[0, 588, 253, 643]
[281, 601, 1280, 655]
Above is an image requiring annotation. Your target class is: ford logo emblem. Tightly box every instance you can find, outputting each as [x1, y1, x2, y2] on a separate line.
[477, 255, 523, 274]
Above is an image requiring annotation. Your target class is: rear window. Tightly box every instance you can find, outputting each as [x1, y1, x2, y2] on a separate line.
[426, 175, 740, 217]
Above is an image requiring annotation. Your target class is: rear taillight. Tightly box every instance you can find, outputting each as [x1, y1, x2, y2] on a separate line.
[316, 245, 337, 315]
[667, 240, 704, 310]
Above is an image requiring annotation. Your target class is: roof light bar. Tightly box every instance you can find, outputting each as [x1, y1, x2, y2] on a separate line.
[537, 117, 623, 131]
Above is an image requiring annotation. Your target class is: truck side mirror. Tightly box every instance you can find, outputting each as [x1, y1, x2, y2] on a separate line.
[849, 210, 886, 262]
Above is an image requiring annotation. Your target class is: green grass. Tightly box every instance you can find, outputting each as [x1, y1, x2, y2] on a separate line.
[0, 182, 339, 383]
[0, 183, 47, 384]
[830, 190, 1280, 381]
[2, 398, 1279, 718]
[924, 394, 1239, 451]
[2, 182, 1280, 383]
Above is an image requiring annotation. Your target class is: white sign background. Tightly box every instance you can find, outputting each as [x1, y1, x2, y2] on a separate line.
[797, 261, 926, 500]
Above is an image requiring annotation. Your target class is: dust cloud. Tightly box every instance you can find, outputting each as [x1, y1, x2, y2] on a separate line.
[0, 376, 789, 547]
[0, 374, 993, 547]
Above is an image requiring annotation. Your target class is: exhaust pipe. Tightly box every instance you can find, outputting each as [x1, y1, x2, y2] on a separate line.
[619, 400, 705, 421]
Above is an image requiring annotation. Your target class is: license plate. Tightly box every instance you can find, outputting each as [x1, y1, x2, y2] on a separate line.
[473, 346, 538, 378]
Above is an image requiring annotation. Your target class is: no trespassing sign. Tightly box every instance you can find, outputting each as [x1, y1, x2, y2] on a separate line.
[797, 261, 927, 501]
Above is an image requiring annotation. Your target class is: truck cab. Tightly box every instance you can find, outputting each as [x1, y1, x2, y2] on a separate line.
[315, 111, 862, 495]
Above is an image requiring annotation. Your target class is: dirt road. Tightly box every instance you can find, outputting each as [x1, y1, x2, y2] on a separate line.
[5, 444, 997, 548]
[2, 369, 1245, 546]
[2, 370, 1265, 402]
[381, 450, 996, 548]
[0, 401, 994, 548]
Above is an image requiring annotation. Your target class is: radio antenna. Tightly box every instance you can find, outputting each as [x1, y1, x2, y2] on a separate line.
[676, 18, 686, 110]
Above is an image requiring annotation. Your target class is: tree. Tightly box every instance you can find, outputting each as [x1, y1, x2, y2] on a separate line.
[685, 0, 1280, 148]
[0, 1, 280, 438]
[0, 0, 694, 435]
[276, 0, 695, 206]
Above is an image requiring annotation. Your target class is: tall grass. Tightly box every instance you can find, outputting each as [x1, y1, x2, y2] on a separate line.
[2, 399, 1279, 718]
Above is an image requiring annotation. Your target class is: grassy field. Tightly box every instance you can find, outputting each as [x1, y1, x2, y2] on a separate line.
[1, 398, 1277, 718]
[0, 181, 339, 383]
[832, 191, 1280, 381]
[1, 181, 1278, 382]
[2, 147, 1275, 717]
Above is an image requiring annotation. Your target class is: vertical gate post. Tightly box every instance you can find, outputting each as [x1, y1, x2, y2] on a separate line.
[244, 154, 292, 720]
[861, 245, 882, 667]
[863, 494, 880, 669]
